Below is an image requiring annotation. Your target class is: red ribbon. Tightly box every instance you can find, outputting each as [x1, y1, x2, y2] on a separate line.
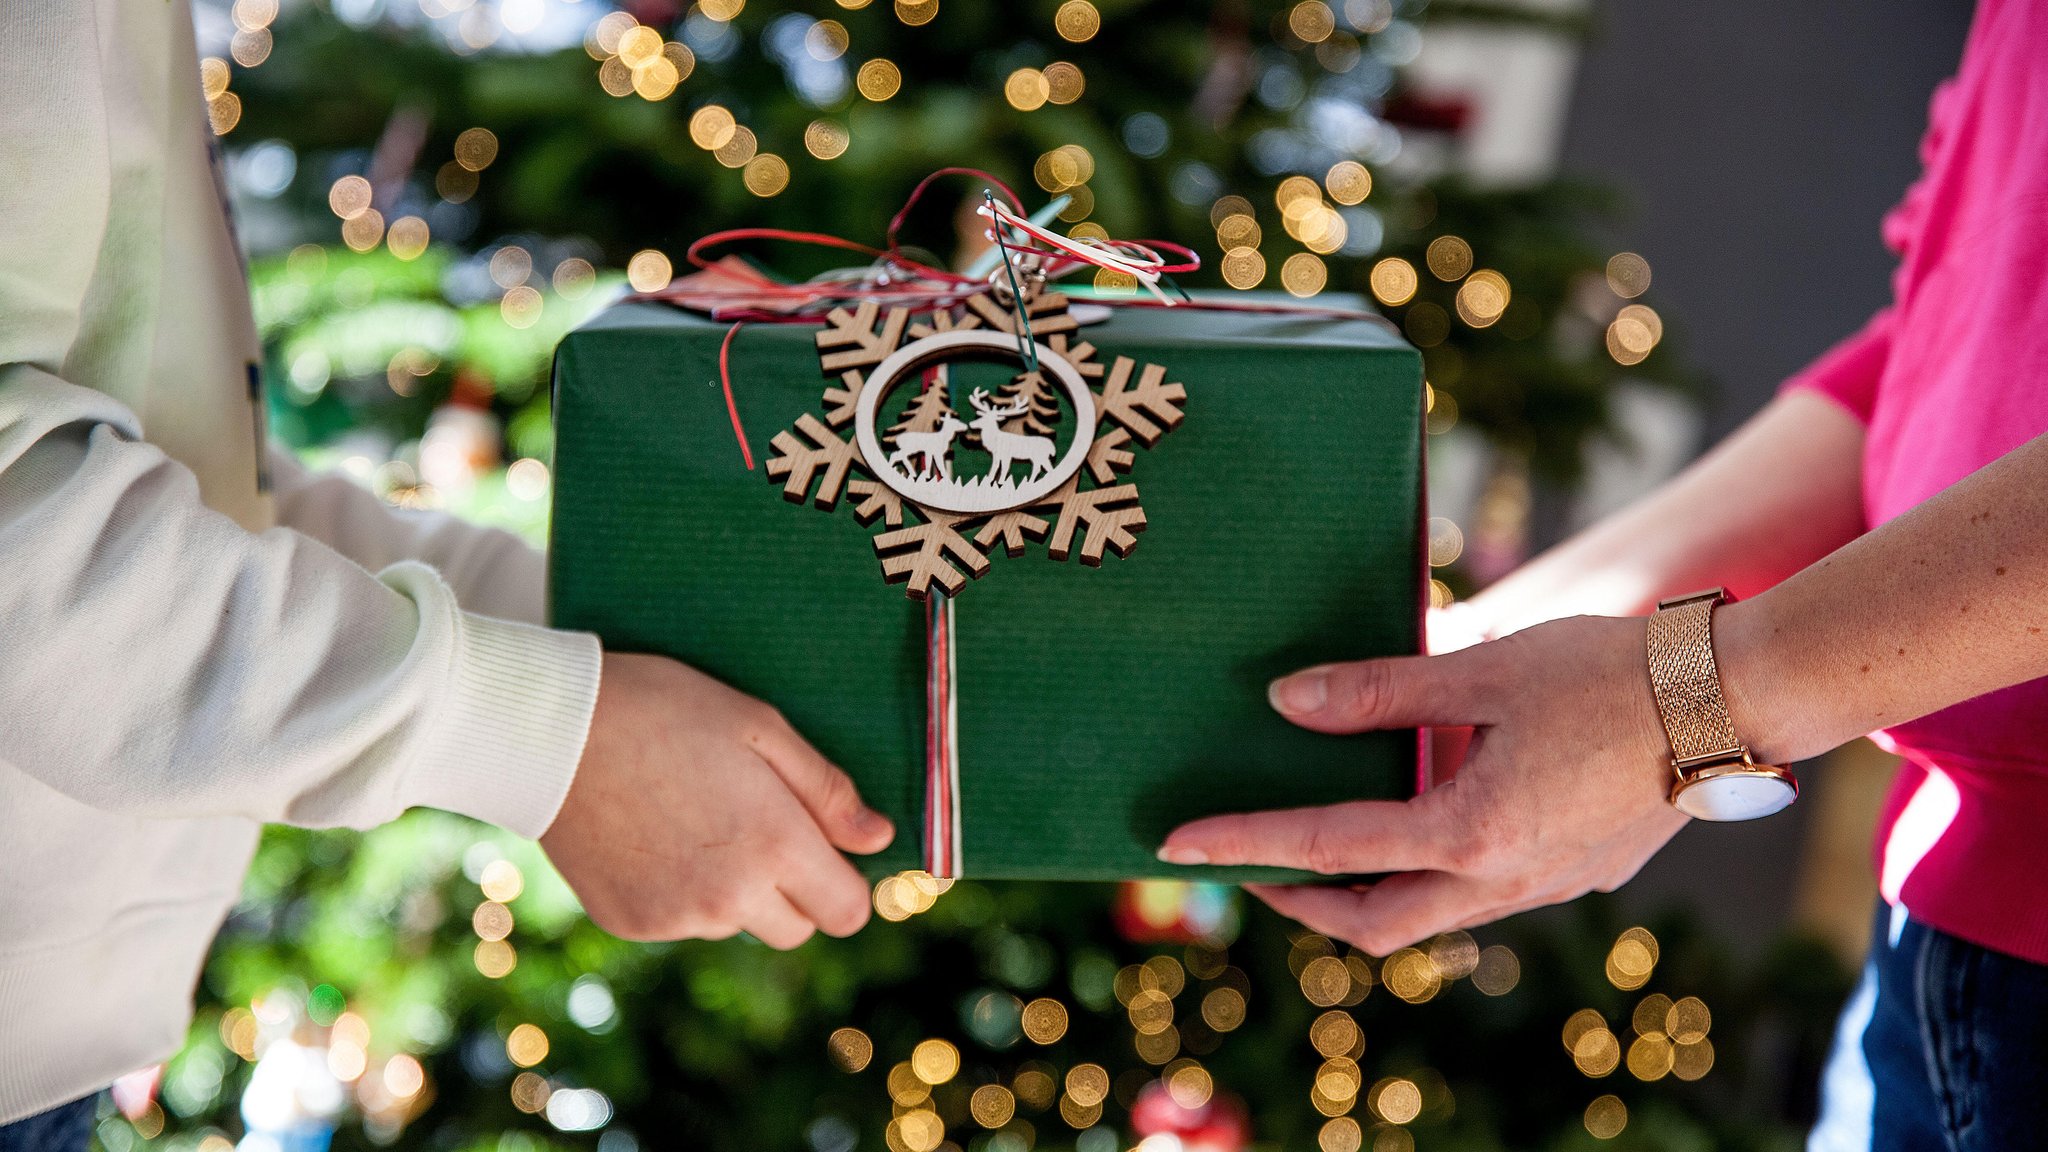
[717, 321, 754, 471]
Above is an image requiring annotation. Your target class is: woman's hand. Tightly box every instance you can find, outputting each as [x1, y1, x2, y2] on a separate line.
[1158, 615, 1689, 955]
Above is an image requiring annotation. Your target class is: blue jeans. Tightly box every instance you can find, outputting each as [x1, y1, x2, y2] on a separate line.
[0, 1095, 95, 1152]
[1810, 902, 2048, 1151]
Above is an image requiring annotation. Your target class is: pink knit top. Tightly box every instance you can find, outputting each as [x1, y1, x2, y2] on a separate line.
[1783, 0, 2048, 964]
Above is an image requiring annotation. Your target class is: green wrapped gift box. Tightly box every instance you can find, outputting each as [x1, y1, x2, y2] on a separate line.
[547, 291, 1425, 882]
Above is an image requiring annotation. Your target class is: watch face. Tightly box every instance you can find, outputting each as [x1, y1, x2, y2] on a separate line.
[1673, 772, 1797, 821]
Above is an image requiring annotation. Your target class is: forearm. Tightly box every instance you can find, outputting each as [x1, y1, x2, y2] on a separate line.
[1462, 391, 1865, 635]
[1721, 430, 2048, 764]
[268, 447, 547, 624]
[0, 369, 596, 833]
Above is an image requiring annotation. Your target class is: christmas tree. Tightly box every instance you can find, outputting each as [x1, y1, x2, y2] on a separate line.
[106, 2, 1847, 1150]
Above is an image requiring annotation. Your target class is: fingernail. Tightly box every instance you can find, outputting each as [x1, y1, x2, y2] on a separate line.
[1156, 845, 1209, 866]
[1270, 671, 1328, 714]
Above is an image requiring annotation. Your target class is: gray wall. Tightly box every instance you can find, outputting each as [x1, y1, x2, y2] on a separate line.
[1561, 0, 1973, 439]
[1550, 1, 1972, 951]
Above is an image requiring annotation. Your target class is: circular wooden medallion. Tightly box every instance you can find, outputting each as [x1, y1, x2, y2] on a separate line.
[852, 328, 1097, 516]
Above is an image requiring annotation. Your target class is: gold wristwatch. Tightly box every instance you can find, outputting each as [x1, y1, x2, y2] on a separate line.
[1645, 588, 1798, 821]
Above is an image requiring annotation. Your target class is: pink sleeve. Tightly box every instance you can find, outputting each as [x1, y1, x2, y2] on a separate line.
[1779, 74, 1951, 426]
[1778, 307, 1893, 424]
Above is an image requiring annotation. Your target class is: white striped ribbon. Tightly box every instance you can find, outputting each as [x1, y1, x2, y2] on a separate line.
[923, 588, 963, 878]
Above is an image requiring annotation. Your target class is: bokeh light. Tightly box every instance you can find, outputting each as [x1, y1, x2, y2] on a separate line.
[1055, 0, 1101, 41]
[506, 1023, 549, 1068]
[453, 127, 498, 172]
[805, 119, 851, 160]
[1584, 1094, 1628, 1139]
[895, 0, 939, 26]
[1289, 1, 1337, 42]
[386, 215, 430, 261]
[911, 1038, 959, 1084]
[1370, 1077, 1421, 1124]
[1606, 251, 1652, 297]
[1425, 235, 1473, 280]
[1281, 252, 1328, 297]
[626, 249, 673, 293]
[1044, 61, 1085, 104]
[827, 1027, 874, 1072]
[689, 105, 738, 150]
[969, 1083, 1015, 1128]
[1606, 927, 1659, 989]
[1005, 67, 1050, 111]
[857, 58, 902, 100]
[1326, 160, 1372, 205]
[1022, 997, 1070, 1044]
[1370, 257, 1418, 306]
[744, 153, 792, 198]
[1065, 1063, 1110, 1107]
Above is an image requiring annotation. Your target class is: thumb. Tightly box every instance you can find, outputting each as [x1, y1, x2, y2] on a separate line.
[1269, 648, 1492, 735]
[758, 726, 895, 855]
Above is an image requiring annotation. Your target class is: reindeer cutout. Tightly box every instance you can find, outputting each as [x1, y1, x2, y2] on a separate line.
[885, 413, 968, 481]
[968, 389, 1057, 486]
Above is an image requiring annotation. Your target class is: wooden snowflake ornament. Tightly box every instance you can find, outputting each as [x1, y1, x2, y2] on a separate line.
[765, 287, 1187, 599]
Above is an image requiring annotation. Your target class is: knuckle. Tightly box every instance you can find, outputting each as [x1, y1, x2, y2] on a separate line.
[1442, 829, 1494, 874]
[1298, 824, 1351, 876]
[1331, 661, 1393, 723]
[749, 701, 789, 735]
[1497, 872, 1542, 904]
[761, 924, 815, 951]
[697, 882, 748, 925]
[760, 827, 805, 862]
[1353, 928, 1398, 958]
[590, 904, 652, 942]
[1440, 794, 1514, 873]
[823, 898, 870, 937]
[817, 766, 861, 816]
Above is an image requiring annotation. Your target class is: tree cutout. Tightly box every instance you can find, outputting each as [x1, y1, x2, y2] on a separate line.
[846, 477, 905, 527]
[885, 365, 953, 447]
[821, 370, 864, 428]
[874, 513, 989, 599]
[765, 413, 860, 509]
[1085, 425, 1135, 483]
[994, 368, 1062, 436]
[1040, 481, 1147, 565]
[816, 301, 911, 373]
[974, 509, 1051, 557]
[1098, 357, 1186, 445]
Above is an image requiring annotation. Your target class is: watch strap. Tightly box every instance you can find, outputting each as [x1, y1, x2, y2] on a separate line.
[1645, 589, 1744, 766]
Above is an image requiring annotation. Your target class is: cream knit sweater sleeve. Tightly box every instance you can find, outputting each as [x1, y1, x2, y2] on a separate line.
[0, 372, 601, 837]
[267, 446, 554, 626]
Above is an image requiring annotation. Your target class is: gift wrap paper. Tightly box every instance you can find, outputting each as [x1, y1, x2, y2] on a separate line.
[549, 295, 1424, 882]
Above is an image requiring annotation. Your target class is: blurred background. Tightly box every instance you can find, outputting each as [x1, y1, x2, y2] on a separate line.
[114, 1, 1972, 1149]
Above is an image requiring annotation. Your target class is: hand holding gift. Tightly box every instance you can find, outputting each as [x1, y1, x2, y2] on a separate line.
[541, 653, 894, 948]
[1160, 618, 1687, 955]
